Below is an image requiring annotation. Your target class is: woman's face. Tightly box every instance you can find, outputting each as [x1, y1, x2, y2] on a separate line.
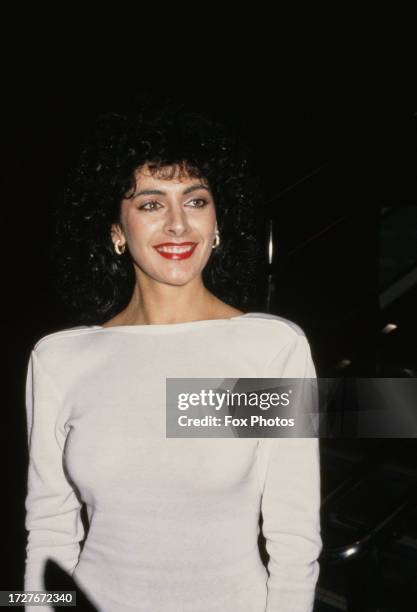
[111, 163, 218, 286]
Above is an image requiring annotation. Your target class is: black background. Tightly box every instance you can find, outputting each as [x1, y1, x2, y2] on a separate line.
[3, 56, 417, 608]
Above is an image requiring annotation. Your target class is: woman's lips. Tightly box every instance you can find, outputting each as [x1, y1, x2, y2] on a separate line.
[153, 242, 198, 260]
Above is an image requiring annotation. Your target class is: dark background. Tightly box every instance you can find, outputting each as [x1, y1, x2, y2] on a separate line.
[3, 64, 417, 610]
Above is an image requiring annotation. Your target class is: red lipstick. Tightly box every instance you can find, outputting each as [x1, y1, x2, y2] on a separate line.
[152, 242, 198, 260]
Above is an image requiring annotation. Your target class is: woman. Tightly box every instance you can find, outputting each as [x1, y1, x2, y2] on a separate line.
[24, 102, 322, 611]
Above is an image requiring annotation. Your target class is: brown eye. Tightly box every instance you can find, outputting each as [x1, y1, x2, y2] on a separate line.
[187, 198, 208, 208]
[139, 201, 161, 211]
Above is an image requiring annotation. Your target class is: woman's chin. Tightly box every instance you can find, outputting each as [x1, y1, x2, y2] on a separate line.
[153, 271, 200, 286]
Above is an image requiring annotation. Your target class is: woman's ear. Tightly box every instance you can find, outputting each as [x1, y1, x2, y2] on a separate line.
[110, 223, 127, 254]
[110, 223, 124, 243]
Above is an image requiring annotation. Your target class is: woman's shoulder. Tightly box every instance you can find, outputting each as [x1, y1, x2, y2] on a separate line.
[238, 312, 308, 340]
[31, 325, 94, 354]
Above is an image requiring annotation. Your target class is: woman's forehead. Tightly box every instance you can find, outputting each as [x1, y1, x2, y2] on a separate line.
[134, 163, 208, 188]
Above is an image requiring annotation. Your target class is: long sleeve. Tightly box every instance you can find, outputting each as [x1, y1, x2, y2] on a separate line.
[259, 333, 322, 611]
[24, 349, 85, 611]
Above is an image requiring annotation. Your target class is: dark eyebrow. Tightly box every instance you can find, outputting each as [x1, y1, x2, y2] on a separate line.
[132, 183, 210, 198]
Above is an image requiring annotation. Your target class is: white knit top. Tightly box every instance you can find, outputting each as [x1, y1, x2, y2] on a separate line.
[24, 312, 322, 611]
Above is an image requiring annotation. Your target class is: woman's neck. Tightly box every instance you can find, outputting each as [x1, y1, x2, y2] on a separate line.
[101, 284, 243, 327]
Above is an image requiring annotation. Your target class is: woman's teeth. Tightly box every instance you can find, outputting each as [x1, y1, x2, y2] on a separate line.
[156, 246, 194, 253]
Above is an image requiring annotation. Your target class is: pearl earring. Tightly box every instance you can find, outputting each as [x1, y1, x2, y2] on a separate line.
[212, 230, 220, 249]
[114, 240, 126, 255]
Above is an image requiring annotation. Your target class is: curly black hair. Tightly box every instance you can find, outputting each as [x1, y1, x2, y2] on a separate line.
[50, 100, 267, 325]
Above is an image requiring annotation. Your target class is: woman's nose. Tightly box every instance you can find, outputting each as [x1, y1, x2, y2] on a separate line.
[164, 207, 190, 235]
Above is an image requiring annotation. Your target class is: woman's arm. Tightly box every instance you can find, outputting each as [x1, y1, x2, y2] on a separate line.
[260, 333, 323, 612]
[24, 348, 85, 611]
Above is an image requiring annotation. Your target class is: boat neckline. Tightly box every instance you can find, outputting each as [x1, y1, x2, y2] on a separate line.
[90, 312, 259, 332]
